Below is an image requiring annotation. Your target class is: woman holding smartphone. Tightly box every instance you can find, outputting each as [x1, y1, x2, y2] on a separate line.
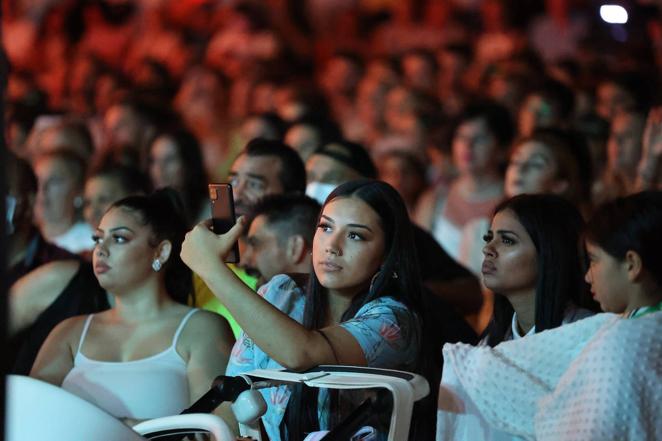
[181, 179, 424, 440]
[31, 189, 234, 424]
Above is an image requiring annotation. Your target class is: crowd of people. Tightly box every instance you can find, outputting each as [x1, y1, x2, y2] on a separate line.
[4, 0, 662, 439]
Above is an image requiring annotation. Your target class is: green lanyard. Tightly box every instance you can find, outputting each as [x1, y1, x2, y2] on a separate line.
[628, 300, 662, 319]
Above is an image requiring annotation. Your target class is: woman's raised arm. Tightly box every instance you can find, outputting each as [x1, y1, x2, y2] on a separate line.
[181, 220, 366, 371]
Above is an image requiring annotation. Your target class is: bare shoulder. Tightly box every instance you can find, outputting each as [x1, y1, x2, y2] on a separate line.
[52, 314, 90, 337]
[185, 309, 234, 337]
[45, 314, 91, 349]
[177, 309, 235, 359]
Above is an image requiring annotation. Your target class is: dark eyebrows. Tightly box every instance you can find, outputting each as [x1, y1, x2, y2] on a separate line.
[347, 223, 373, 232]
[496, 229, 519, 238]
[320, 215, 373, 232]
[95, 226, 135, 234]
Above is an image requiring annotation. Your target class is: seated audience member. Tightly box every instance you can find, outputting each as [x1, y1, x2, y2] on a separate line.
[239, 112, 287, 144]
[83, 164, 151, 228]
[517, 79, 575, 137]
[196, 138, 308, 336]
[437, 193, 598, 440]
[376, 149, 427, 216]
[636, 106, 662, 191]
[9, 259, 109, 375]
[148, 127, 209, 226]
[7, 156, 107, 376]
[460, 128, 594, 276]
[31, 189, 234, 423]
[595, 72, 651, 123]
[505, 128, 593, 215]
[33, 117, 96, 162]
[7, 153, 75, 286]
[304, 139, 483, 322]
[101, 97, 160, 165]
[303, 138, 481, 439]
[33, 149, 95, 254]
[229, 137, 307, 217]
[483, 194, 596, 347]
[241, 193, 321, 287]
[593, 110, 646, 204]
[304, 140, 377, 205]
[284, 114, 342, 162]
[414, 101, 514, 270]
[182, 180, 423, 440]
[438, 191, 662, 441]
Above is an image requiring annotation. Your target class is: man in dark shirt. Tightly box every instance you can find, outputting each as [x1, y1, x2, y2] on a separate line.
[6, 153, 109, 374]
[7, 153, 76, 287]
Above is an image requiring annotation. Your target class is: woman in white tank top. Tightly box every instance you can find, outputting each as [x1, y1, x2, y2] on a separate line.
[31, 189, 235, 424]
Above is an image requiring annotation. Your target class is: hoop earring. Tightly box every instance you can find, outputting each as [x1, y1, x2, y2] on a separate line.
[369, 271, 380, 292]
[152, 259, 162, 272]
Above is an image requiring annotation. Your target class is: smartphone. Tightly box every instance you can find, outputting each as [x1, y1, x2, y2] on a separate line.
[209, 183, 240, 263]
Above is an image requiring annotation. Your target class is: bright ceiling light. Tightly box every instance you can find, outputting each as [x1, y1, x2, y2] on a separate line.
[600, 5, 628, 24]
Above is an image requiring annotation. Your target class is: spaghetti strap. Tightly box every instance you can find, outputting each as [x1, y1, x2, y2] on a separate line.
[76, 315, 95, 355]
[171, 309, 199, 347]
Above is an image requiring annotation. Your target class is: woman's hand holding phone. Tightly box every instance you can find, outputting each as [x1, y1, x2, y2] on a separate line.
[181, 217, 245, 279]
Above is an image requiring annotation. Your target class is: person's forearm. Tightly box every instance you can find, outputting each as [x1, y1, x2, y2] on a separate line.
[200, 267, 318, 370]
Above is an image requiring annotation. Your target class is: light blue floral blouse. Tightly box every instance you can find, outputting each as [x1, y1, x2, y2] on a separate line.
[226, 274, 420, 441]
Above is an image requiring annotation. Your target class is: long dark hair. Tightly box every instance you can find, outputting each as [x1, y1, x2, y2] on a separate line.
[149, 127, 208, 226]
[285, 179, 424, 439]
[110, 188, 192, 305]
[486, 194, 593, 346]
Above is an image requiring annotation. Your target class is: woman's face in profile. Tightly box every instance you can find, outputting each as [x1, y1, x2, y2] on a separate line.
[312, 196, 386, 299]
[92, 206, 157, 293]
[481, 209, 538, 296]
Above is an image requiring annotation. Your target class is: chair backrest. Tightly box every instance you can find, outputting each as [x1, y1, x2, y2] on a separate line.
[239, 366, 430, 441]
[6, 375, 145, 441]
[133, 413, 236, 440]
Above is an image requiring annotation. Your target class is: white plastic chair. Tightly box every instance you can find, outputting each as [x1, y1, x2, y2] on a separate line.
[6, 375, 235, 441]
[235, 365, 430, 441]
[6, 375, 144, 441]
[134, 413, 235, 440]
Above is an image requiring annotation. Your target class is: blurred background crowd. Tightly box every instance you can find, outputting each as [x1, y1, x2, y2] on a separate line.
[3, 1, 662, 437]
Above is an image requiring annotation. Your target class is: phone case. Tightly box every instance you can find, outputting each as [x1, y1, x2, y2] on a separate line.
[209, 183, 240, 263]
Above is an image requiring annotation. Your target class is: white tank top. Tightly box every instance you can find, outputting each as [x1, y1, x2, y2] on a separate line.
[62, 309, 198, 419]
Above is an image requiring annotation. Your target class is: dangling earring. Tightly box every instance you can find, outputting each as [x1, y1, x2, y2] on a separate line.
[73, 196, 83, 209]
[370, 267, 397, 292]
[369, 271, 379, 293]
[152, 259, 162, 272]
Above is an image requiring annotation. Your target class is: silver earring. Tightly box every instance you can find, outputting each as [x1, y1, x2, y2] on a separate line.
[152, 259, 162, 272]
[73, 196, 83, 209]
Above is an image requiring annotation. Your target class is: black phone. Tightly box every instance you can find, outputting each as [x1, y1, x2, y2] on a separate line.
[209, 183, 240, 263]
